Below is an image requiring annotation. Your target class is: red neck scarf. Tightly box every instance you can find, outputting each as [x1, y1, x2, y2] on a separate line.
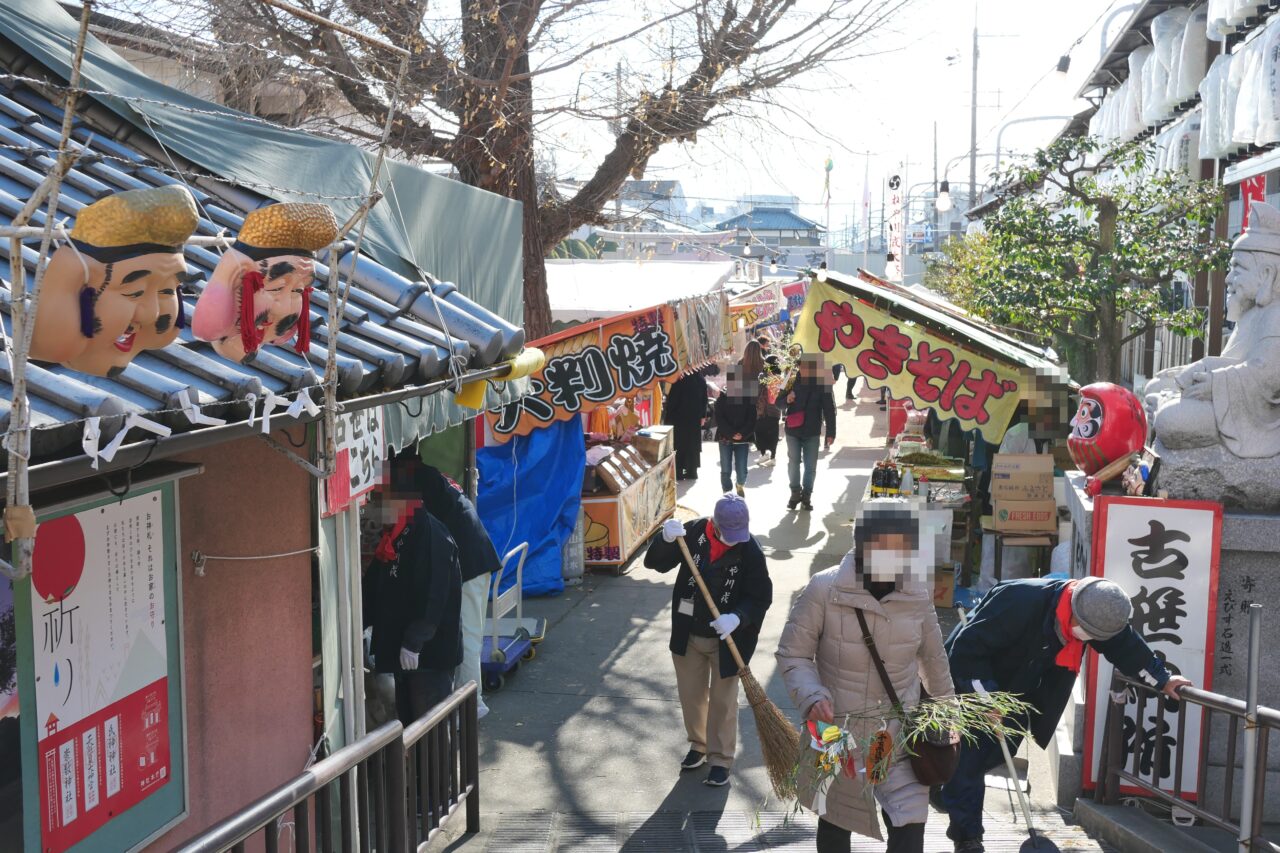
[1055, 579, 1085, 672]
[374, 509, 416, 562]
[705, 521, 730, 563]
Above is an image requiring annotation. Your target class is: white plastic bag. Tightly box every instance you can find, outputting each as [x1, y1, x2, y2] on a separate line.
[1255, 27, 1280, 145]
[1150, 9, 1192, 121]
[1123, 47, 1153, 139]
[1174, 8, 1210, 104]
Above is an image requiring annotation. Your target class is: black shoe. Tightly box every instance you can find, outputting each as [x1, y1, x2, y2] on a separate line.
[928, 784, 945, 812]
[787, 487, 802, 510]
[680, 749, 706, 770]
[953, 840, 984, 853]
[704, 766, 730, 786]
[799, 491, 814, 511]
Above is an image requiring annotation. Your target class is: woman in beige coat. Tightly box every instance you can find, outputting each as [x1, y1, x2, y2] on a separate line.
[776, 500, 953, 853]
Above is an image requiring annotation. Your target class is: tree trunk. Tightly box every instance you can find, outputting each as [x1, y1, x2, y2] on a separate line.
[454, 0, 553, 340]
[1095, 199, 1123, 384]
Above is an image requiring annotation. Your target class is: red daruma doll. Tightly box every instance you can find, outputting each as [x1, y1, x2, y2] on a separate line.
[1068, 382, 1147, 475]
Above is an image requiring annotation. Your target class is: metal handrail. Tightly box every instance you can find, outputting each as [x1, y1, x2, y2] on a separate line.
[175, 720, 408, 853]
[403, 681, 481, 849]
[1100, 672, 1280, 853]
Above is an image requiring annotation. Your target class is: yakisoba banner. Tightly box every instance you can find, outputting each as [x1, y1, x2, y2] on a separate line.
[488, 292, 727, 441]
[793, 279, 1022, 442]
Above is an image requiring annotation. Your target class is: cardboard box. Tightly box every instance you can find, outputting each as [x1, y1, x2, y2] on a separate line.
[991, 454, 1054, 501]
[932, 568, 955, 608]
[634, 426, 674, 464]
[596, 457, 632, 494]
[993, 499, 1057, 532]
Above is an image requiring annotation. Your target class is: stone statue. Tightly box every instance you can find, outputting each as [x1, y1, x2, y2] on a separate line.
[1146, 200, 1280, 507]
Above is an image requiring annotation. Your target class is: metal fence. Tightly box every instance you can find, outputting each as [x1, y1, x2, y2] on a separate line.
[175, 681, 480, 853]
[404, 681, 481, 848]
[1098, 607, 1279, 852]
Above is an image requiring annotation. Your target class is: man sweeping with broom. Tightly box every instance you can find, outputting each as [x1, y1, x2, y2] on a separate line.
[645, 493, 775, 787]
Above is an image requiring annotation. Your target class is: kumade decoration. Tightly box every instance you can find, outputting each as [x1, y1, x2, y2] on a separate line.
[30, 185, 199, 377]
[192, 202, 338, 362]
[1068, 382, 1148, 475]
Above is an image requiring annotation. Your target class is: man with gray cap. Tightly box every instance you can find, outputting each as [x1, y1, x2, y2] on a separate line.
[644, 493, 773, 787]
[939, 577, 1193, 852]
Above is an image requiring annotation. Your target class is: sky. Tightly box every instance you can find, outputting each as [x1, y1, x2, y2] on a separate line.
[536, 0, 1124, 228]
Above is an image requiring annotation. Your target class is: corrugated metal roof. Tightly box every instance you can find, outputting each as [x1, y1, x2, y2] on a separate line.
[715, 207, 823, 232]
[0, 82, 524, 463]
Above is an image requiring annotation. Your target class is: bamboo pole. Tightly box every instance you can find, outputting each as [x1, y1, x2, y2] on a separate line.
[3, 1, 91, 579]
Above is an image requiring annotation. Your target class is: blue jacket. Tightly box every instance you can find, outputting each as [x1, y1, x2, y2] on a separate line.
[945, 578, 1170, 747]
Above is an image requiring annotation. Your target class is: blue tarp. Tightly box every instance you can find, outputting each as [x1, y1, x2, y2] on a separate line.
[477, 420, 584, 597]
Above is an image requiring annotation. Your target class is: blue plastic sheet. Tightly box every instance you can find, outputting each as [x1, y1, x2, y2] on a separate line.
[477, 420, 585, 597]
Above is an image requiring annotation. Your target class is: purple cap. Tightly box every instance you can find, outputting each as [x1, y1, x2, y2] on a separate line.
[713, 493, 751, 545]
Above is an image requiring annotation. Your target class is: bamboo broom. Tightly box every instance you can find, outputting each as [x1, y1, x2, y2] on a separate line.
[674, 535, 800, 797]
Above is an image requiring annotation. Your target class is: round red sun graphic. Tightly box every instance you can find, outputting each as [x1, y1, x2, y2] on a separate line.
[32, 514, 87, 603]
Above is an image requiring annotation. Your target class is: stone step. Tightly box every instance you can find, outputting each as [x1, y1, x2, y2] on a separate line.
[1074, 798, 1218, 853]
[475, 808, 1114, 852]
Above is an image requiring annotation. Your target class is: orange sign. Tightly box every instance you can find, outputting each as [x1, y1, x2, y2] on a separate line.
[488, 293, 727, 442]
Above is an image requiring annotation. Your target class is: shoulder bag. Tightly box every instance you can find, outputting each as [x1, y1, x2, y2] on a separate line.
[853, 608, 960, 786]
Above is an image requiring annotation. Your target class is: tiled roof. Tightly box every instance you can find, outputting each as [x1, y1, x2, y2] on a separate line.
[715, 207, 823, 232]
[0, 82, 524, 463]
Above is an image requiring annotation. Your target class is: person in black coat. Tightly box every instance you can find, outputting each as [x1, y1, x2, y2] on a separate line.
[420, 465, 502, 717]
[664, 365, 716, 480]
[783, 353, 837, 511]
[363, 467, 464, 726]
[939, 577, 1194, 852]
[714, 367, 758, 495]
[644, 493, 773, 787]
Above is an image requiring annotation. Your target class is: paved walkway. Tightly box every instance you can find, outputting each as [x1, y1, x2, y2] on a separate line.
[431, 388, 1111, 852]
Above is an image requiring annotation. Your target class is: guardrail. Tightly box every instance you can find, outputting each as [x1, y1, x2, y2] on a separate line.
[1098, 608, 1280, 853]
[175, 681, 480, 852]
[404, 681, 481, 848]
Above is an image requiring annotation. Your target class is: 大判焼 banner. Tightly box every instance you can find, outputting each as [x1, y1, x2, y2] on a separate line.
[793, 279, 1022, 442]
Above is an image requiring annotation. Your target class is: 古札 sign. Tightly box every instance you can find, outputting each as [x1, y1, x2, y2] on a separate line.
[1083, 496, 1222, 799]
[793, 279, 1022, 442]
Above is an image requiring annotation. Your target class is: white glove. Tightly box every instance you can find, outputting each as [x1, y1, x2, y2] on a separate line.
[400, 647, 420, 671]
[710, 612, 741, 639]
[661, 518, 686, 543]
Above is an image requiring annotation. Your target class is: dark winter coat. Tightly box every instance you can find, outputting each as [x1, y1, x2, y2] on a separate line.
[663, 373, 709, 427]
[945, 578, 1171, 747]
[363, 508, 463, 674]
[420, 467, 502, 582]
[784, 379, 836, 440]
[644, 517, 773, 678]
[714, 393, 757, 443]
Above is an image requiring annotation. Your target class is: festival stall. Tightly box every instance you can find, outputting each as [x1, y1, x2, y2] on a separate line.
[484, 290, 729, 571]
[792, 269, 1072, 599]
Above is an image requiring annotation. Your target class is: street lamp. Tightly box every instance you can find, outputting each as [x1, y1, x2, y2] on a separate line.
[993, 115, 1074, 177]
[936, 180, 953, 213]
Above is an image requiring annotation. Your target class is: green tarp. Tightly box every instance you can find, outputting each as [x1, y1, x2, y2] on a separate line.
[0, 0, 523, 326]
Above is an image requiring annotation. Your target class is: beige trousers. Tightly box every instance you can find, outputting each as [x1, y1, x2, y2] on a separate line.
[672, 635, 740, 768]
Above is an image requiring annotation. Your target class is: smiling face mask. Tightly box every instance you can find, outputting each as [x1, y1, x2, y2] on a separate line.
[30, 185, 198, 376]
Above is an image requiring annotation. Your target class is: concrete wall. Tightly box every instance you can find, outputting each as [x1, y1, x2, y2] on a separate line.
[147, 434, 315, 849]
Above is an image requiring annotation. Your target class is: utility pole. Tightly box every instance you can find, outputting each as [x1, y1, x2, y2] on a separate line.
[969, 18, 979, 210]
[932, 121, 939, 251]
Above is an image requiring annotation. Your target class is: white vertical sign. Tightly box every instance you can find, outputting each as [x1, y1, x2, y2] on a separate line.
[886, 173, 905, 282]
[1084, 497, 1222, 799]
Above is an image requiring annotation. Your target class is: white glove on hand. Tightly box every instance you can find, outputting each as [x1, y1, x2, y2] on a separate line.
[710, 612, 741, 639]
[661, 518, 686, 543]
[400, 647, 420, 671]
